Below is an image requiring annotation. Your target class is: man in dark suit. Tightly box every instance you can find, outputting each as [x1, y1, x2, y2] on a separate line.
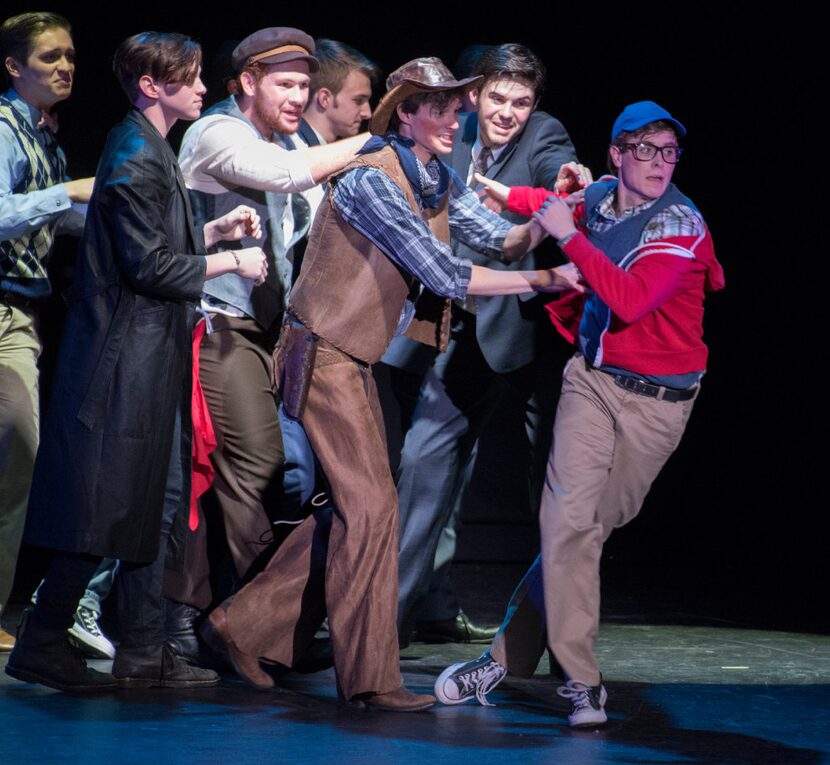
[5, 31, 266, 693]
[390, 43, 579, 646]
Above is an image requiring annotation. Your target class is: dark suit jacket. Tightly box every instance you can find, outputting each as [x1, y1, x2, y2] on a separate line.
[383, 110, 576, 375]
[448, 110, 576, 373]
[25, 108, 206, 563]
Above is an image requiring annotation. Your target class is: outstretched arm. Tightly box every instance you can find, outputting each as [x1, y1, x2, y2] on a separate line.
[467, 262, 583, 296]
[185, 119, 369, 195]
[304, 132, 370, 184]
[0, 123, 95, 238]
[500, 218, 548, 261]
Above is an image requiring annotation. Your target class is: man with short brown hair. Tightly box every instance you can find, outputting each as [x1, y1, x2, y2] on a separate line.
[0, 10, 93, 652]
[301, 38, 379, 144]
[6, 31, 266, 694]
[388, 43, 578, 648]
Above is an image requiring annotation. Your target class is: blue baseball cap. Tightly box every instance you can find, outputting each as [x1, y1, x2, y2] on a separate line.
[611, 101, 686, 140]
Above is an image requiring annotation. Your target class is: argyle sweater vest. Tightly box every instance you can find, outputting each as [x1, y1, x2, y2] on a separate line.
[0, 96, 65, 298]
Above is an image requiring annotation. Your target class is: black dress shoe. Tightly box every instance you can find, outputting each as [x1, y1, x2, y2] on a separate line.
[114, 642, 219, 688]
[412, 612, 499, 644]
[5, 610, 118, 693]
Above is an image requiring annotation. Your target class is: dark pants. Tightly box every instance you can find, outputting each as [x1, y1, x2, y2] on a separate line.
[169, 317, 284, 606]
[32, 410, 183, 647]
[395, 314, 558, 634]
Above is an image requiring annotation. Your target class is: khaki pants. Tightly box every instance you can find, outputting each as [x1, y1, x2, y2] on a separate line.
[0, 302, 41, 613]
[221, 342, 402, 700]
[540, 355, 696, 684]
[490, 355, 696, 685]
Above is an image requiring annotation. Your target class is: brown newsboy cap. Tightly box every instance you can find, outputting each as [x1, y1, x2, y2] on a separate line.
[369, 57, 481, 135]
[232, 27, 319, 73]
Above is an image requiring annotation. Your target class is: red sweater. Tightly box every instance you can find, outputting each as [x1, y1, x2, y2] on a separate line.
[508, 185, 725, 375]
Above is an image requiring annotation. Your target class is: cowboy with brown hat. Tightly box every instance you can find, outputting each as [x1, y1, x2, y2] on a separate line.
[200, 56, 581, 712]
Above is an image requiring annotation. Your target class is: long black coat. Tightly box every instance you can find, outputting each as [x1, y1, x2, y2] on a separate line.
[24, 108, 206, 563]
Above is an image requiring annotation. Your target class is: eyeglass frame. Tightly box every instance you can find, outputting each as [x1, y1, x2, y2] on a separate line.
[615, 141, 684, 164]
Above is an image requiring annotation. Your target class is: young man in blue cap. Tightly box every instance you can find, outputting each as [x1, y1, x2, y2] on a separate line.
[435, 101, 724, 727]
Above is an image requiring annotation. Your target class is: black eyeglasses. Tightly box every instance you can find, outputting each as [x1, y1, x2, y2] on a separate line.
[617, 142, 684, 164]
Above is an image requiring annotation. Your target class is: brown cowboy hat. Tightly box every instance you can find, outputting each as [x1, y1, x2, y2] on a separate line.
[369, 57, 481, 135]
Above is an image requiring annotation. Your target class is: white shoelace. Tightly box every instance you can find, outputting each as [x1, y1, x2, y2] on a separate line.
[77, 608, 103, 638]
[456, 661, 505, 707]
[557, 680, 599, 711]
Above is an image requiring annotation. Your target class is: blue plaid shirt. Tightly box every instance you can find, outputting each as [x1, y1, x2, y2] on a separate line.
[331, 157, 510, 303]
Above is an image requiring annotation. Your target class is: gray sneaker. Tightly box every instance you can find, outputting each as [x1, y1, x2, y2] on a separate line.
[69, 606, 116, 660]
[556, 680, 608, 727]
[434, 653, 507, 706]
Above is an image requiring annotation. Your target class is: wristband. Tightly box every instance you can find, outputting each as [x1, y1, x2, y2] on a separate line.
[557, 231, 578, 248]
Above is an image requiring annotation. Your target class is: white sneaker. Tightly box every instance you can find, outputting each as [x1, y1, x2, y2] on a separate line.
[434, 653, 507, 706]
[557, 680, 608, 727]
[68, 606, 115, 660]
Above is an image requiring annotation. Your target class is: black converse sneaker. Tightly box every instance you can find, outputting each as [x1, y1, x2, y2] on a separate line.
[69, 606, 116, 659]
[556, 680, 608, 727]
[434, 653, 507, 706]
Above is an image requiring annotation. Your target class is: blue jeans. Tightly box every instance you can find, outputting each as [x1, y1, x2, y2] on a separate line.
[78, 558, 119, 614]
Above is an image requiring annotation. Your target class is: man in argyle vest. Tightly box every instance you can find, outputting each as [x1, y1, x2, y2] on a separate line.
[0, 12, 94, 651]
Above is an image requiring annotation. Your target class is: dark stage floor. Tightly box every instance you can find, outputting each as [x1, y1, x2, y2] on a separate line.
[2, 564, 828, 764]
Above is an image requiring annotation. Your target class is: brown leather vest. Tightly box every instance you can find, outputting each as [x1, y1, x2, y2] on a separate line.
[288, 145, 451, 365]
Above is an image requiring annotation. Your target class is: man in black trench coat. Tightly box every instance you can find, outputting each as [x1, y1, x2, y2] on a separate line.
[5, 31, 267, 692]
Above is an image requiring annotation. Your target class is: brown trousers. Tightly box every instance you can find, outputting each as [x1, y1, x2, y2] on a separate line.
[220, 343, 402, 700]
[166, 316, 284, 609]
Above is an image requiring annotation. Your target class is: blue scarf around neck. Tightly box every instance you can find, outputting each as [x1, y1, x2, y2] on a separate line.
[358, 132, 449, 208]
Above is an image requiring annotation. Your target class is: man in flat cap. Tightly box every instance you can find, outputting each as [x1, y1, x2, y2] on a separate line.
[173, 28, 374, 632]
[201, 56, 582, 711]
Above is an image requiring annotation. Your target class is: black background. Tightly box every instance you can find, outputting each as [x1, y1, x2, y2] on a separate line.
[5, 3, 823, 632]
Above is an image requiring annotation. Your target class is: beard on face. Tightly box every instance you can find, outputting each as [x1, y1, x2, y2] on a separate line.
[253, 89, 299, 136]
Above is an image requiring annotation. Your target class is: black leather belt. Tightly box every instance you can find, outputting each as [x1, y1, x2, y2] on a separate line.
[612, 373, 697, 402]
[1, 291, 34, 309]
